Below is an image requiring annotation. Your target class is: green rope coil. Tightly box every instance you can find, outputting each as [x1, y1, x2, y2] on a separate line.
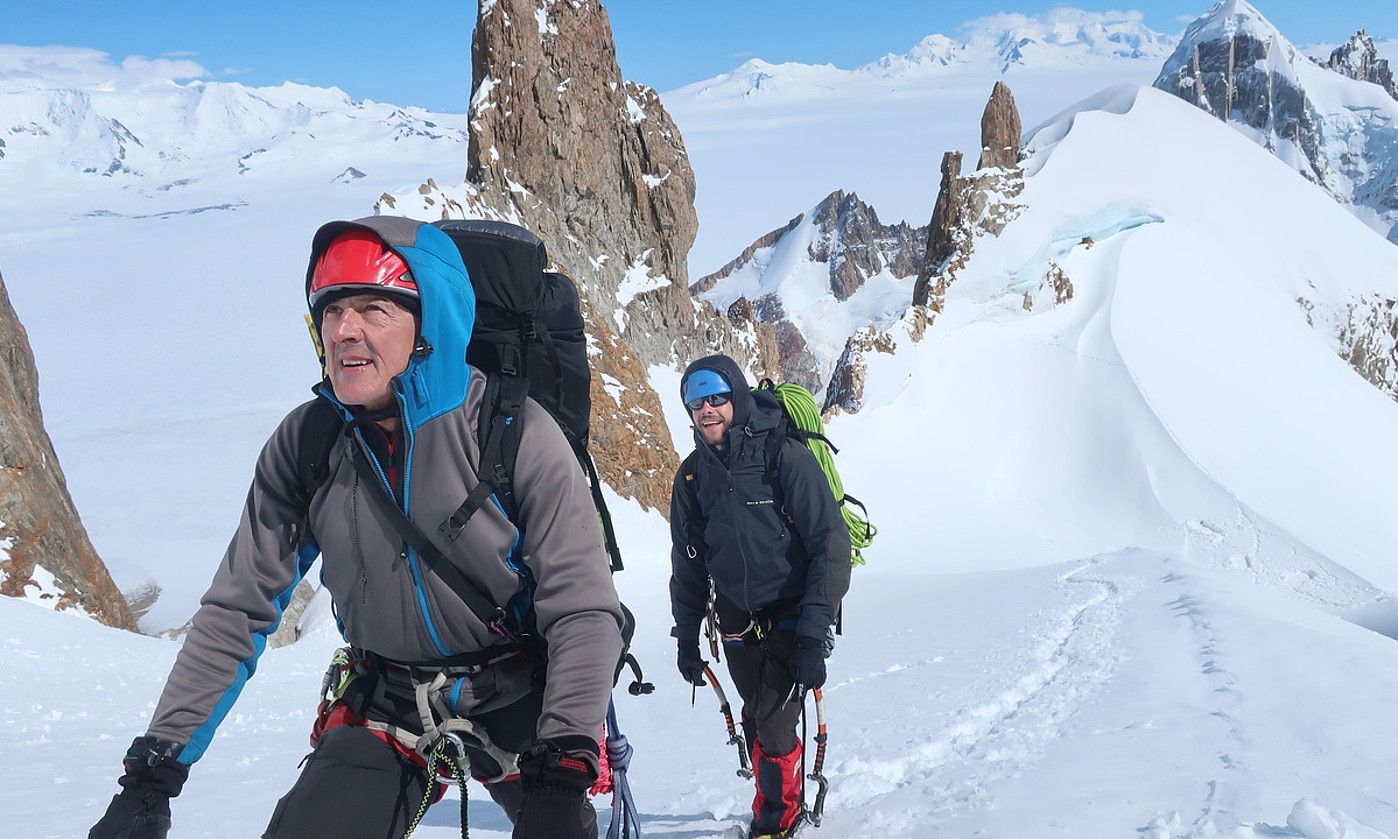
[765, 383, 875, 566]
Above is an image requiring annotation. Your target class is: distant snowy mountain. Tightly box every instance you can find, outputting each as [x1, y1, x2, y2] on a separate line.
[1155, 0, 1398, 243]
[0, 52, 464, 191]
[675, 9, 1177, 104]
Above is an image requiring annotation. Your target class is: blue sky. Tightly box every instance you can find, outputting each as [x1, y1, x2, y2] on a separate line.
[1, 1, 1394, 110]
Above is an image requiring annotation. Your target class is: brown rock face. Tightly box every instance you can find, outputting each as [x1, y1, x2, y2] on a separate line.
[917, 84, 1028, 320]
[806, 191, 924, 300]
[1301, 294, 1398, 402]
[976, 81, 1022, 171]
[914, 151, 964, 307]
[823, 329, 898, 415]
[0, 272, 136, 630]
[390, 0, 780, 513]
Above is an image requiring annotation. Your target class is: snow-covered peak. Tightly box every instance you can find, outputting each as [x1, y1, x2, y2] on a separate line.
[1155, 2, 1398, 243]
[1167, 0, 1299, 80]
[961, 8, 1177, 70]
[672, 8, 1177, 102]
[0, 49, 464, 186]
[875, 9, 1177, 76]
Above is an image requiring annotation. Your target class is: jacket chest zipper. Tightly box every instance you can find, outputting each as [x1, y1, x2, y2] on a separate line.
[722, 475, 756, 612]
[354, 413, 454, 659]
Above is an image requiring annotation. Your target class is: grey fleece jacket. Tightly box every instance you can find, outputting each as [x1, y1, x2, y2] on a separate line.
[144, 216, 622, 766]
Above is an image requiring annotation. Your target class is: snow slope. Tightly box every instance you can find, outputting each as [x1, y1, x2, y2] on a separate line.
[834, 82, 1398, 602]
[8, 510, 1397, 837]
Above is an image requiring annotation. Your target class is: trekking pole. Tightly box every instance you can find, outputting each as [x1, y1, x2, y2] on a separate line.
[807, 688, 829, 828]
[702, 665, 753, 778]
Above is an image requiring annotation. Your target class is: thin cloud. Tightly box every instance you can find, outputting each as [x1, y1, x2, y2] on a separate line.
[0, 44, 207, 89]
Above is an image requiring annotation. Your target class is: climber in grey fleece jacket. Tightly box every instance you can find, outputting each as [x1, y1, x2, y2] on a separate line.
[89, 215, 622, 839]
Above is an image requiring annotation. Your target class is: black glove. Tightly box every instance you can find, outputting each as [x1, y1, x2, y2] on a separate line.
[89, 737, 188, 839]
[676, 639, 708, 687]
[513, 736, 598, 839]
[790, 635, 828, 690]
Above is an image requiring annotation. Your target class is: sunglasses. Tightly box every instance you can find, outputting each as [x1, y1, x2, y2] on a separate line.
[685, 393, 732, 412]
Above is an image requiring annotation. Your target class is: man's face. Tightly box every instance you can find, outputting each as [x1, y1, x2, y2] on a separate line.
[691, 396, 734, 448]
[320, 293, 417, 411]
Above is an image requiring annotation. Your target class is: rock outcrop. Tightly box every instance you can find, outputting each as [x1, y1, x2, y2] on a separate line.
[913, 152, 964, 306]
[0, 271, 136, 629]
[917, 86, 1027, 316]
[1301, 293, 1398, 403]
[1155, 5, 1326, 183]
[822, 329, 898, 415]
[976, 82, 1022, 171]
[1325, 30, 1398, 102]
[382, 0, 777, 511]
[1338, 295, 1398, 401]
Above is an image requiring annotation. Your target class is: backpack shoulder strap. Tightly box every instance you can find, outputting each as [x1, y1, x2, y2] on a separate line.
[577, 444, 625, 572]
[294, 398, 344, 510]
[764, 433, 796, 528]
[437, 372, 527, 543]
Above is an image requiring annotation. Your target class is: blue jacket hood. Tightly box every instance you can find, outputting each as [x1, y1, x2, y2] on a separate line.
[306, 215, 476, 430]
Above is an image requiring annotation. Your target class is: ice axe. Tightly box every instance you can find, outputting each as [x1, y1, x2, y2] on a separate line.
[805, 688, 829, 828]
[703, 665, 753, 778]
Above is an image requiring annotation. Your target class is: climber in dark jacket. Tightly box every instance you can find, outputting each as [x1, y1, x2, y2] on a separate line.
[669, 353, 851, 839]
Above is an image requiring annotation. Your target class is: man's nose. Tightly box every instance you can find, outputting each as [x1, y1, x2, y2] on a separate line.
[330, 311, 365, 341]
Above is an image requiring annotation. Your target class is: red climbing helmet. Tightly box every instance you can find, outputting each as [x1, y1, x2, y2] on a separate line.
[308, 228, 417, 310]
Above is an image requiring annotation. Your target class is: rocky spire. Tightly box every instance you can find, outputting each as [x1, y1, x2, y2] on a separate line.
[914, 83, 1026, 315]
[913, 151, 963, 307]
[390, 0, 777, 511]
[976, 81, 1022, 170]
[1326, 30, 1398, 101]
[0, 271, 136, 629]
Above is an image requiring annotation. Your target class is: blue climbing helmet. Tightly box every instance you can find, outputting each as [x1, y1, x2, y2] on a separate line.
[682, 368, 733, 409]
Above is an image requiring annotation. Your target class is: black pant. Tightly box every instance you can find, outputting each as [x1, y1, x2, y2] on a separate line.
[723, 632, 803, 755]
[262, 693, 597, 838]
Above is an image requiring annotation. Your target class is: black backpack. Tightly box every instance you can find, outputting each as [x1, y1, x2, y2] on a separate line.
[431, 219, 622, 573]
